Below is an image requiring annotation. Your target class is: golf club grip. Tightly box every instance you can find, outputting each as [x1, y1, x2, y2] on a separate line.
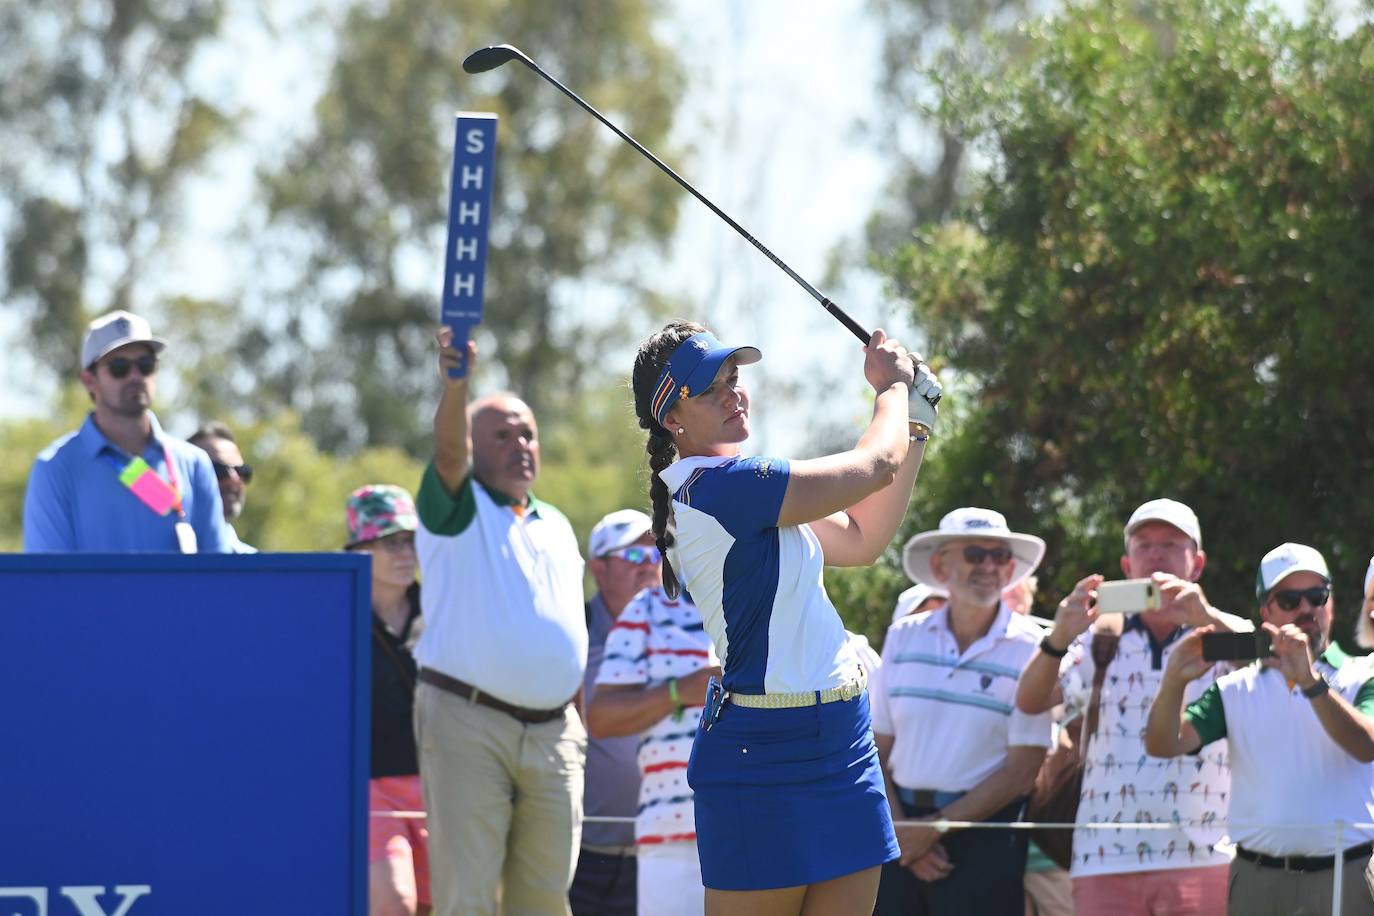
[821, 299, 872, 344]
[521, 58, 874, 345]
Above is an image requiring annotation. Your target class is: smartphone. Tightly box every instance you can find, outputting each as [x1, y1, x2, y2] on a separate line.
[1095, 578, 1160, 615]
[1201, 630, 1273, 662]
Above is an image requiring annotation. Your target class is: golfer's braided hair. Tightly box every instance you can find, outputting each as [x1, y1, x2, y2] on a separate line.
[632, 320, 708, 600]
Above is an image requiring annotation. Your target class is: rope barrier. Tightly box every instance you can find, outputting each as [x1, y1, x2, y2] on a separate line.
[370, 811, 1374, 832]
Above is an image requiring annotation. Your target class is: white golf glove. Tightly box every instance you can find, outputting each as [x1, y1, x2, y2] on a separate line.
[909, 358, 941, 437]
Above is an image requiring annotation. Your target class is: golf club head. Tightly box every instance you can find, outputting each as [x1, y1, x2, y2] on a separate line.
[462, 44, 532, 74]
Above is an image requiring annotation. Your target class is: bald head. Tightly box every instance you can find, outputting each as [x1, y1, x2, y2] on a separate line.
[469, 393, 540, 500]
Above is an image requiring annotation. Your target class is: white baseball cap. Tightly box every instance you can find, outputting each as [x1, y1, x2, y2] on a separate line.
[588, 509, 653, 558]
[1364, 556, 1374, 597]
[1124, 498, 1202, 550]
[892, 583, 950, 625]
[81, 310, 166, 369]
[1255, 542, 1330, 599]
[902, 507, 1045, 591]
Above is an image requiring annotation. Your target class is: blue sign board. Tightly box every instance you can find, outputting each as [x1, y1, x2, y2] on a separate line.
[0, 553, 371, 915]
[441, 112, 499, 378]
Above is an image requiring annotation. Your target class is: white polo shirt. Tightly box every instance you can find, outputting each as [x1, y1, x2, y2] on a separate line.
[872, 603, 1051, 792]
[1185, 647, 1374, 856]
[414, 464, 587, 708]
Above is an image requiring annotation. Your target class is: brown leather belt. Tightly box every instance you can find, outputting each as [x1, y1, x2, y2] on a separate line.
[418, 668, 569, 724]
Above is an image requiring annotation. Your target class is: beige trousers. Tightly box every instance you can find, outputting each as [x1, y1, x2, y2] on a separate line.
[415, 681, 586, 916]
[1227, 852, 1374, 916]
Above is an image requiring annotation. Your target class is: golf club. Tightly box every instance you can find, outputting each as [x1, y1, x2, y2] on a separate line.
[462, 43, 873, 345]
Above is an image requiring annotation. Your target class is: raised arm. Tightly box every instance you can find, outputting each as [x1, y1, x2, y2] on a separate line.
[1270, 623, 1374, 763]
[780, 330, 934, 566]
[433, 328, 478, 492]
[1017, 573, 1103, 714]
[1144, 628, 1212, 757]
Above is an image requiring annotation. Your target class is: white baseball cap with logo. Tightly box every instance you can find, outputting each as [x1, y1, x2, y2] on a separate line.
[1124, 498, 1202, 550]
[902, 507, 1046, 591]
[588, 509, 654, 559]
[81, 310, 167, 369]
[1255, 542, 1330, 600]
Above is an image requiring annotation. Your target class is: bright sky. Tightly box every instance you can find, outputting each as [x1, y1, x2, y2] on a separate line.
[2, 0, 1350, 458]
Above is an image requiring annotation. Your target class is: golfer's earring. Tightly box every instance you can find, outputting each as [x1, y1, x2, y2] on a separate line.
[676, 427, 685, 436]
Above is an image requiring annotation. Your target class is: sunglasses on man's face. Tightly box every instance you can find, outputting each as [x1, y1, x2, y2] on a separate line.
[103, 355, 158, 379]
[961, 545, 1015, 566]
[211, 461, 254, 484]
[1270, 586, 1330, 612]
[603, 546, 662, 566]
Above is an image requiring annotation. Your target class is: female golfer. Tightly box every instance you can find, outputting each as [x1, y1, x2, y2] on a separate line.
[630, 319, 939, 915]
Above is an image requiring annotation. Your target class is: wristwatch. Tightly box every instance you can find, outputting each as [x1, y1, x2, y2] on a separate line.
[1039, 634, 1069, 659]
[1301, 676, 1330, 700]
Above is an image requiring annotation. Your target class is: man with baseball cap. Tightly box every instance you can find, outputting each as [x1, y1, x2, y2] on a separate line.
[583, 512, 720, 916]
[1147, 543, 1374, 915]
[569, 509, 660, 916]
[872, 507, 1053, 915]
[23, 310, 227, 553]
[1016, 498, 1249, 915]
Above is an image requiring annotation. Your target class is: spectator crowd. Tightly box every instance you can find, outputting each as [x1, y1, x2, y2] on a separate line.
[21, 310, 1374, 916]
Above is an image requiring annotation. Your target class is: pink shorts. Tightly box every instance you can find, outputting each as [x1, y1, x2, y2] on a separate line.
[369, 775, 431, 906]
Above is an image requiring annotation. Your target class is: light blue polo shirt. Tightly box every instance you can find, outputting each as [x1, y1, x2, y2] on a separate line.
[23, 412, 228, 553]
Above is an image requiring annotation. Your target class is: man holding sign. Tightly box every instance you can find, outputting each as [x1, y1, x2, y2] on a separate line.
[23, 310, 227, 553]
[413, 332, 588, 916]
[412, 113, 589, 916]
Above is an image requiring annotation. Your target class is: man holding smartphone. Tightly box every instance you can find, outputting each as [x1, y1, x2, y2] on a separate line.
[1146, 543, 1374, 916]
[1016, 499, 1250, 915]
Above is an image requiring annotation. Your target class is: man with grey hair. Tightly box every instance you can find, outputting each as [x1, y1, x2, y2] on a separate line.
[413, 328, 587, 916]
[24, 310, 226, 553]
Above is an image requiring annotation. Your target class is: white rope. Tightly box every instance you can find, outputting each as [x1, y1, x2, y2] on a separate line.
[370, 811, 1374, 832]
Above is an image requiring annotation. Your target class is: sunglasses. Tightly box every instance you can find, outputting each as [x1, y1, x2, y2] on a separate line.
[1270, 586, 1330, 611]
[211, 461, 254, 484]
[104, 355, 158, 379]
[961, 545, 1015, 566]
[603, 546, 661, 565]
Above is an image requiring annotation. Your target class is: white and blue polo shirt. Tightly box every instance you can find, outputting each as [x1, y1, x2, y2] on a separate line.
[657, 454, 859, 695]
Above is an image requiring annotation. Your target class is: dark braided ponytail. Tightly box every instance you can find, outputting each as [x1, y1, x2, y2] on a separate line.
[632, 320, 708, 599]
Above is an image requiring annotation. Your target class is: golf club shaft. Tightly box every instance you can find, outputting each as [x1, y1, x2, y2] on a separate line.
[515, 57, 872, 345]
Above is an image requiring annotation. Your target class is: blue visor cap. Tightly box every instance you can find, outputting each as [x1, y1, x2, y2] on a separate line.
[651, 332, 762, 426]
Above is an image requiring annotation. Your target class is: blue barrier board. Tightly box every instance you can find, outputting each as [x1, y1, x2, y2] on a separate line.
[0, 553, 371, 916]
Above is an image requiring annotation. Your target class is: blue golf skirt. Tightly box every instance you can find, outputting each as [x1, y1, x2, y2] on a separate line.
[687, 689, 899, 890]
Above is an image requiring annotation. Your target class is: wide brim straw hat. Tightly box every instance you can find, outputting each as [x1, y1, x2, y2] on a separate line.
[902, 507, 1046, 592]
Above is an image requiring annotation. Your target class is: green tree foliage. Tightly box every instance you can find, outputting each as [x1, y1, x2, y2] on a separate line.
[253, 0, 686, 454]
[880, 0, 1374, 634]
[0, 0, 233, 378]
[862, 0, 1036, 254]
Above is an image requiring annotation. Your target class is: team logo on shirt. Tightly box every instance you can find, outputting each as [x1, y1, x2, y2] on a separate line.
[979, 674, 994, 691]
[754, 460, 773, 478]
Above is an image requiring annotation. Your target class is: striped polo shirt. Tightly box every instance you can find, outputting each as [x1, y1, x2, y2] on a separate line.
[872, 603, 1051, 791]
[595, 586, 717, 845]
[413, 463, 587, 709]
[657, 454, 860, 695]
